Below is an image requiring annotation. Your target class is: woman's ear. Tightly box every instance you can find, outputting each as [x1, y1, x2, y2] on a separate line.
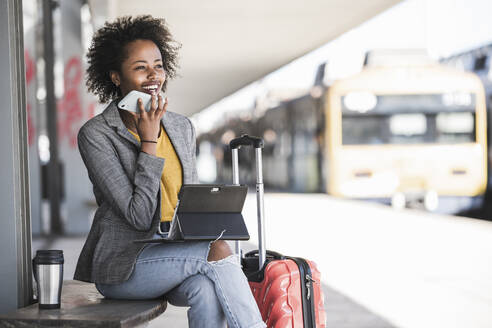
[110, 71, 120, 87]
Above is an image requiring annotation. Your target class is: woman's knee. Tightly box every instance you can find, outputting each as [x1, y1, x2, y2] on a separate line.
[207, 240, 232, 262]
[185, 275, 217, 304]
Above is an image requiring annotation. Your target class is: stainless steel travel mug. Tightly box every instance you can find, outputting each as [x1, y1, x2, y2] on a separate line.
[32, 250, 64, 309]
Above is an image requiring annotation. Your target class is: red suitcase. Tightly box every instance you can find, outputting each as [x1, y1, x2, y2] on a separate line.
[230, 135, 326, 328]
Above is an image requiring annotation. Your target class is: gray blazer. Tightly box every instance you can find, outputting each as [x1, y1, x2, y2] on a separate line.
[74, 100, 198, 284]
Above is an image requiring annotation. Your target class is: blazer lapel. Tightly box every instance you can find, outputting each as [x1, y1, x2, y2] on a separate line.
[161, 112, 189, 183]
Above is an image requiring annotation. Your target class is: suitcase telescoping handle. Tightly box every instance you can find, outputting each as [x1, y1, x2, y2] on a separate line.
[229, 135, 264, 149]
[230, 135, 267, 269]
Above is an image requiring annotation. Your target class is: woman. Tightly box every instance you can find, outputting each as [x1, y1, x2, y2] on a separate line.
[74, 15, 265, 328]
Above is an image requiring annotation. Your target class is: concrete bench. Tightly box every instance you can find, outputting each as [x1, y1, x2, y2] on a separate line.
[0, 280, 167, 328]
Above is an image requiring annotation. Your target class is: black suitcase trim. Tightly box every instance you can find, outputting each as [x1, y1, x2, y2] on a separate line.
[242, 250, 285, 282]
[289, 257, 317, 328]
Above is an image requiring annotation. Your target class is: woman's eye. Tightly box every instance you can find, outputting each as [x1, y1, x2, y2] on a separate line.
[135, 66, 145, 70]
[155, 64, 163, 69]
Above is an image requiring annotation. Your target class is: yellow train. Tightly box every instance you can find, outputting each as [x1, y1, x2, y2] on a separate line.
[326, 53, 487, 211]
[197, 51, 488, 213]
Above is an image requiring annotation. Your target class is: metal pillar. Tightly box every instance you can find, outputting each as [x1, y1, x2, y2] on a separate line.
[42, 0, 63, 234]
[0, 0, 33, 312]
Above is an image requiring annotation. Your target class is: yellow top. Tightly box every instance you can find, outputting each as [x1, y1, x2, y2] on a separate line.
[129, 125, 183, 222]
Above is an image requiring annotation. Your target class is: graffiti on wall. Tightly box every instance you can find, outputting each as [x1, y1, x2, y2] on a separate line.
[57, 56, 83, 148]
[25, 50, 36, 146]
[57, 56, 98, 148]
[24, 52, 99, 150]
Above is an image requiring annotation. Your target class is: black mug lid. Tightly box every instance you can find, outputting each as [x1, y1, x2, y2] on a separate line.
[33, 250, 64, 265]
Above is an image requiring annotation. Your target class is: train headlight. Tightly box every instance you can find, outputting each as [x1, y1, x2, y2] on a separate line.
[343, 92, 377, 113]
[391, 193, 406, 210]
[424, 190, 439, 212]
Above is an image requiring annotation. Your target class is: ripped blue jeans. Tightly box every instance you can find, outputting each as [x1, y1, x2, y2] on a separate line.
[95, 236, 265, 328]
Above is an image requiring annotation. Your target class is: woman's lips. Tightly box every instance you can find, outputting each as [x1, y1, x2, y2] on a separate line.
[141, 82, 160, 95]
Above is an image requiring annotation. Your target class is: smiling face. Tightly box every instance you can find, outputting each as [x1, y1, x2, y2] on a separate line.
[110, 39, 166, 98]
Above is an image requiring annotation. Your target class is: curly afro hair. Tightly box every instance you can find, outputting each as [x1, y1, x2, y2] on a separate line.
[86, 15, 180, 103]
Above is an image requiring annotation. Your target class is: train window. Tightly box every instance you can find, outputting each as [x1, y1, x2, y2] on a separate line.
[473, 55, 488, 71]
[280, 132, 292, 157]
[342, 111, 475, 145]
[342, 116, 387, 145]
[436, 112, 475, 143]
[389, 114, 427, 136]
[341, 93, 477, 145]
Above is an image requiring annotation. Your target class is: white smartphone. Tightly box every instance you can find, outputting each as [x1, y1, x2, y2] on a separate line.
[117, 90, 152, 112]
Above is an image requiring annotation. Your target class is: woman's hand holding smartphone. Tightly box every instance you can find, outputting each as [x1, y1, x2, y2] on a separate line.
[118, 90, 152, 112]
[118, 90, 168, 156]
[137, 92, 167, 140]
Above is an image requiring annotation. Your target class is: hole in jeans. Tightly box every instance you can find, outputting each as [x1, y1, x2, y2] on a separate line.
[208, 254, 241, 267]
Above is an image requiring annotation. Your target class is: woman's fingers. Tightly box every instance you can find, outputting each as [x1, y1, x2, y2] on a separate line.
[157, 93, 164, 112]
[137, 98, 146, 116]
[135, 93, 165, 141]
[156, 94, 167, 119]
[149, 93, 158, 114]
[163, 97, 168, 114]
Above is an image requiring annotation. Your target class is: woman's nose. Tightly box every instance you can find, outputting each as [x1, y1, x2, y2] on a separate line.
[147, 68, 165, 81]
[147, 68, 157, 78]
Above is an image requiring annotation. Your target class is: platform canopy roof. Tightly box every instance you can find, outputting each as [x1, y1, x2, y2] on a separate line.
[88, 0, 401, 116]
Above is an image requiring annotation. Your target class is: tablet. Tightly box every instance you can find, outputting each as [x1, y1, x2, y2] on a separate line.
[134, 184, 250, 243]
